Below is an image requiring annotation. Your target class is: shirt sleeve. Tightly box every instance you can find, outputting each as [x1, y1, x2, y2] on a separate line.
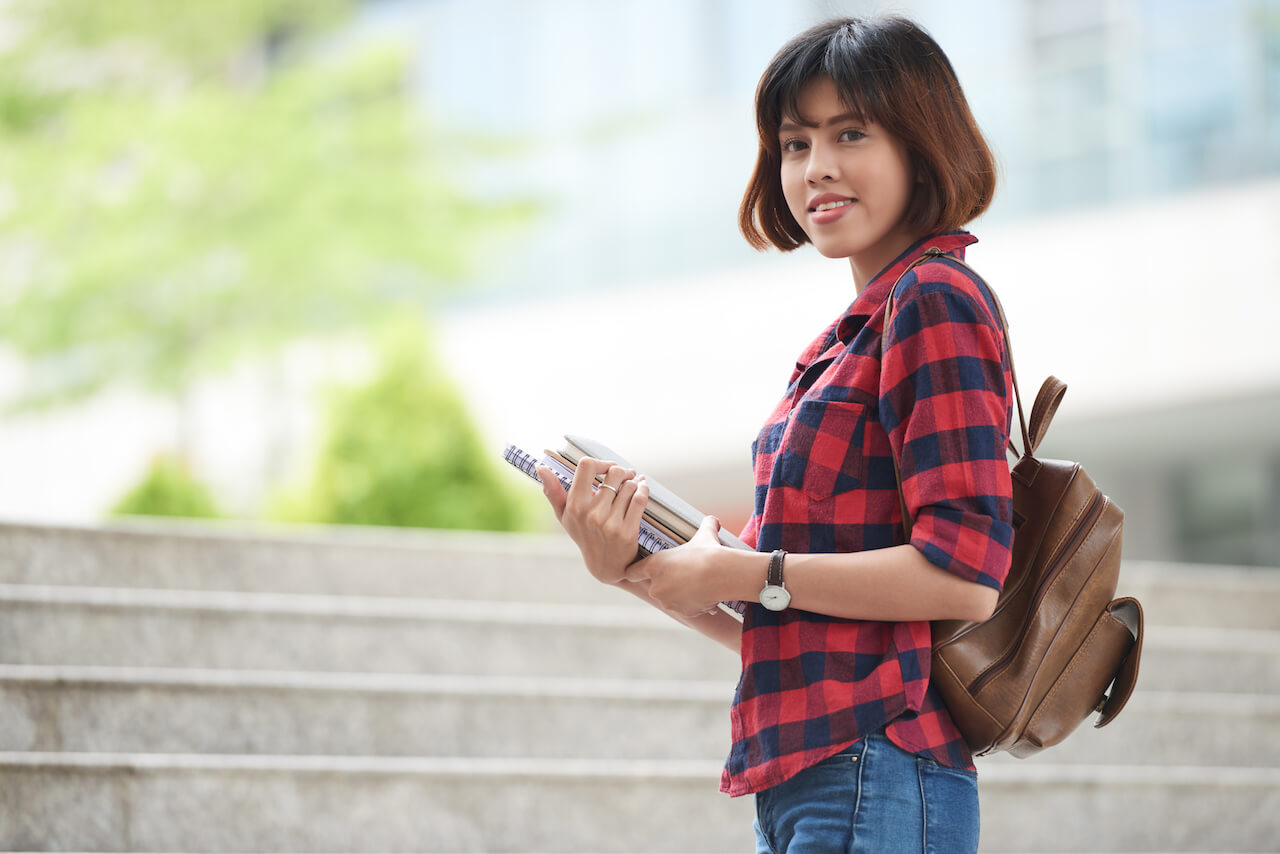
[738, 513, 760, 551]
[878, 264, 1014, 591]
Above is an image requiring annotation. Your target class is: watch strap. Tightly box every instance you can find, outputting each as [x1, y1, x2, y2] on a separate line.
[767, 549, 787, 588]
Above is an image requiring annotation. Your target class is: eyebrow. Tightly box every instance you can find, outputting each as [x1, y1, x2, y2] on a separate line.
[778, 111, 865, 133]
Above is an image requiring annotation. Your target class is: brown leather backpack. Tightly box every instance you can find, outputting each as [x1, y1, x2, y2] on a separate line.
[889, 249, 1144, 758]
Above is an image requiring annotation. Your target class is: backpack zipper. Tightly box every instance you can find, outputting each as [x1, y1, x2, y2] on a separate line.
[965, 490, 1107, 695]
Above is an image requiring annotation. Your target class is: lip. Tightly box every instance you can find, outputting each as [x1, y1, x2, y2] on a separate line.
[807, 193, 857, 225]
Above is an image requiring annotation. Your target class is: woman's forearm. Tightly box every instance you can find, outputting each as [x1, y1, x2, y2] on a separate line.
[713, 544, 998, 624]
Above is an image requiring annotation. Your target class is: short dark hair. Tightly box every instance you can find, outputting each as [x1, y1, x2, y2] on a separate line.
[740, 17, 997, 251]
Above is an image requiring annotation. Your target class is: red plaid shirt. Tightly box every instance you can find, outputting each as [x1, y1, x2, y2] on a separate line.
[722, 232, 1014, 797]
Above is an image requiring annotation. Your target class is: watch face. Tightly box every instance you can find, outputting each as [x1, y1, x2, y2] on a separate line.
[760, 584, 791, 611]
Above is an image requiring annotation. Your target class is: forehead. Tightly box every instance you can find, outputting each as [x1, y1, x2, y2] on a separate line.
[778, 75, 868, 128]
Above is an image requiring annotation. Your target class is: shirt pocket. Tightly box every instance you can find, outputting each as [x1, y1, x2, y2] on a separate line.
[776, 399, 869, 501]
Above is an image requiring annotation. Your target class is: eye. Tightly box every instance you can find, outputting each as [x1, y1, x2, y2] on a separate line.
[838, 129, 867, 142]
[780, 138, 809, 153]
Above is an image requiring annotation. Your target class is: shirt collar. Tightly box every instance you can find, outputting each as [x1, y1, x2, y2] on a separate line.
[833, 231, 979, 346]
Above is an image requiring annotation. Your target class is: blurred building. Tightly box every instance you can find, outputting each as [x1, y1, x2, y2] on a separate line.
[377, 0, 1280, 286]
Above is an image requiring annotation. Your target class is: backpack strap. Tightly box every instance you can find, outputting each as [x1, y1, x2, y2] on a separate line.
[884, 247, 1033, 541]
[1027, 375, 1068, 455]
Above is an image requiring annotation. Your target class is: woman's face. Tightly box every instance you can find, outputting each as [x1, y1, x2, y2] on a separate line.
[778, 75, 919, 284]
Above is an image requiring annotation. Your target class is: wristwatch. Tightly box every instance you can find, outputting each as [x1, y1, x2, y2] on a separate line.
[759, 549, 791, 611]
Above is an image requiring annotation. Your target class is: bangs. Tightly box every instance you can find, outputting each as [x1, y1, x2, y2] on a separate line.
[756, 21, 890, 145]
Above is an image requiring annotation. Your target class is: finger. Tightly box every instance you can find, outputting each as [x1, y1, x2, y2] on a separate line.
[589, 466, 635, 521]
[610, 476, 640, 515]
[535, 465, 567, 520]
[694, 514, 722, 542]
[600, 464, 635, 492]
[622, 557, 651, 582]
[565, 456, 612, 507]
[621, 479, 650, 530]
[595, 464, 635, 507]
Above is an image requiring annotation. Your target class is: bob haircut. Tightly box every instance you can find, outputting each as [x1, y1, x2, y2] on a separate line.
[740, 17, 997, 251]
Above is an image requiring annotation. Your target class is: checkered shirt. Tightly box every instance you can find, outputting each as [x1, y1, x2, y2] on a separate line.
[722, 232, 1015, 797]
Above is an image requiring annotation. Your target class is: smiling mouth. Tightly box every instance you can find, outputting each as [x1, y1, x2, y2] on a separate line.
[811, 199, 856, 212]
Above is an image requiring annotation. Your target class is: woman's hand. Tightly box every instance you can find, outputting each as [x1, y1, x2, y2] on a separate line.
[537, 456, 650, 585]
[624, 515, 730, 618]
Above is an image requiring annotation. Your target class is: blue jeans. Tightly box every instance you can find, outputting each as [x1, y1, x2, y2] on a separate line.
[753, 732, 979, 853]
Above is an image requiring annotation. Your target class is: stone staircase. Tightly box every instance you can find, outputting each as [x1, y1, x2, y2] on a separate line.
[1, 519, 1277, 852]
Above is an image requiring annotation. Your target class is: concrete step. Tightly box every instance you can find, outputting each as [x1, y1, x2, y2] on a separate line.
[3, 664, 1277, 769]
[0, 665, 734, 760]
[1, 583, 1272, 691]
[980, 689, 1280, 768]
[1, 752, 1275, 852]
[1116, 559, 1280, 630]
[1136, 624, 1280, 693]
[0, 752, 755, 853]
[0, 520, 617, 604]
[977, 763, 1280, 852]
[4, 520, 1275, 853]
[0, 584, 741, 681]
[6, 522, 1279, 629]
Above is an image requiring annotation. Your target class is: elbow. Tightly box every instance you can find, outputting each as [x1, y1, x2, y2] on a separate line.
[916, 549, 1001, 622]
[962, 583, 999, 623]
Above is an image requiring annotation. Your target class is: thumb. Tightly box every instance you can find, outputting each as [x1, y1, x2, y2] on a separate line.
[536, 465, 567, 520]
[623, 555, 651, 582]
[696, 514, 722, 541]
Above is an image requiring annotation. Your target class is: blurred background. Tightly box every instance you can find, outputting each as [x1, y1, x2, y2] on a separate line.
[2, 0, 1279, 568]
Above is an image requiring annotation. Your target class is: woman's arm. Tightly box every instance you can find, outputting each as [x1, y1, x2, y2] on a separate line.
[625, 520, 998, 624]
[770, 546, 998, 622]
[536, 453, 995, 643]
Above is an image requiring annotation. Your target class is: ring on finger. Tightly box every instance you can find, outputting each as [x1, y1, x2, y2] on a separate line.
[598, 483, 619, 495]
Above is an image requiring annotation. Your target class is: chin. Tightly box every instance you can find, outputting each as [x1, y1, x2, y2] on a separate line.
[809, 240, 857, 260]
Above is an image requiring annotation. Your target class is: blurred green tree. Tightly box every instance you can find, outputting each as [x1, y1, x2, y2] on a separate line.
[112, 454, 223, 519]
[270, 318, 531, 531]
[0, 0, 533, 525]
[0, 0, 511, 411]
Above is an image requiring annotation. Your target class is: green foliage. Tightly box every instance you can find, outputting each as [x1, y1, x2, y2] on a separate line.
[0, 0, 533, 410]
[111, 455, 222, 519]
[4, 0, 348, 71]
[271, 319, 527, 531]
[0, 0, 537, 527]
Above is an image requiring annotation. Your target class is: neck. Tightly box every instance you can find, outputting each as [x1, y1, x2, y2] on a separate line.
[847, 228, 922, 294]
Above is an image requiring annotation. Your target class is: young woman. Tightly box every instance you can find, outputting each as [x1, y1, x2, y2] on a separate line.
[537, 16, 1012, 853]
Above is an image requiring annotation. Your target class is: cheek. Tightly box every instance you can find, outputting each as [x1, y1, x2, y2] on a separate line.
[891, 156, 916, 204]
[779, 165, 808, 222]
[869, 162, 914, 211]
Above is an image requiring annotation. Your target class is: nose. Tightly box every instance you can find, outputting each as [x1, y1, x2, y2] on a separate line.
[804, 141, 839, 184]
